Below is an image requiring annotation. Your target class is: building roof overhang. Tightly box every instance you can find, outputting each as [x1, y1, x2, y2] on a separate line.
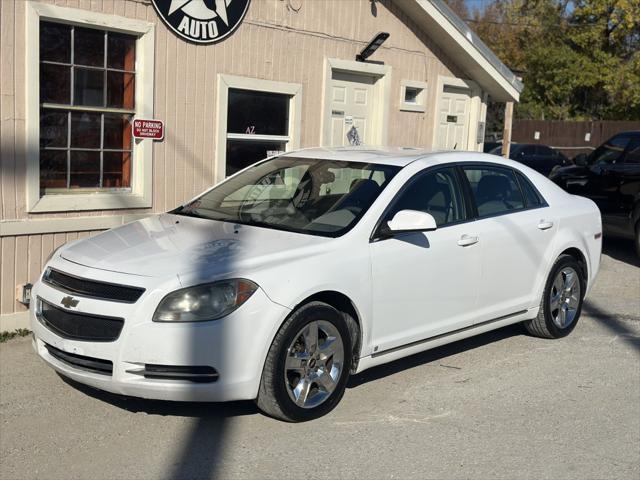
[394, 0, 523, 102]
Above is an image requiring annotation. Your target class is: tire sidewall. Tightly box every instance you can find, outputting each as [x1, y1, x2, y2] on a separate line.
[271, 303, 352, 422]
[542, 256, 585, 338]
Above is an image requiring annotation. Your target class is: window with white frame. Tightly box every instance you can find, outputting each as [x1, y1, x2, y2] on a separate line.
[400, 80, 428, 113]
[226, 89, 291, 176]
[216, 75, 302, 179]
[25, 3, 154, 213]
[39, 22, 137, 192]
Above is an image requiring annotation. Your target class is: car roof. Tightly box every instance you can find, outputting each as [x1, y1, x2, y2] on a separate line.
[280, 146, 439, 166]
[280, 146, 523, 169]
[612, 131, 640, 138]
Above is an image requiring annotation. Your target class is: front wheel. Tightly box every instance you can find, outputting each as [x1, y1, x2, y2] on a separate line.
[524, 254, 585, 339]
[256, 302, 352, 422]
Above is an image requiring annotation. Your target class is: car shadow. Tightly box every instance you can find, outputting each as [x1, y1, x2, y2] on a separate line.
[582, 301, 640, 354]
[59, 375, 258, 479]
[58, 374, 259, 418]
[602, 237, 639, 267]
[348, 323, 526, 388]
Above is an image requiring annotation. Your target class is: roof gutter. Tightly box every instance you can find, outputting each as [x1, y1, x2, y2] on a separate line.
[430, 0, 523, 93]
[394, 0, 523, 102]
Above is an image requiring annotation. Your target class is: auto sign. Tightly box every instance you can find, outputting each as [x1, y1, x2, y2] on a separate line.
[151, 0, 251, 44]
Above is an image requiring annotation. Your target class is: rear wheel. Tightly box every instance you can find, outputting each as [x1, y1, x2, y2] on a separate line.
[524, 254, 585, 339]
[256, 302, 352, 422]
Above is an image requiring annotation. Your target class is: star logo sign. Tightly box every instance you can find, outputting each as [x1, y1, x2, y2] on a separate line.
[151, 0, 251, 44]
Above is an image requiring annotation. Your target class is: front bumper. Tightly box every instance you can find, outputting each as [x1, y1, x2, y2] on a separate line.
[30, 262, 290, 402]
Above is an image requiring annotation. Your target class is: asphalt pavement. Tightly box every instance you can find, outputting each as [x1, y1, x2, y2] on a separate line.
[1, 238, 639, 480]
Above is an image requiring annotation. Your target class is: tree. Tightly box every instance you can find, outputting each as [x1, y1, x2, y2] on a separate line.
[444, 0, 640, 120]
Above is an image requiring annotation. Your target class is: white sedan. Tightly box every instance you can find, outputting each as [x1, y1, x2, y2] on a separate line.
[30, 148, 602, 421]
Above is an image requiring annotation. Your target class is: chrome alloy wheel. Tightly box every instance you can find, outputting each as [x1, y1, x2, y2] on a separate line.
[284, 320, 344, 409]
[549, 267, 581, 329]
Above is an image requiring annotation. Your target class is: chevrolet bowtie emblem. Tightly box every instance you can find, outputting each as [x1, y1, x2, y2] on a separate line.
[61, 296, 79, 309]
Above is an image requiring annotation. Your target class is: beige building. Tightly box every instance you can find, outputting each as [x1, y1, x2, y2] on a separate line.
[0, 0, 522, 331]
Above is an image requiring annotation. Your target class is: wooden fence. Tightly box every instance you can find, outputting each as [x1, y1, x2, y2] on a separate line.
[511, 120, 640, 158]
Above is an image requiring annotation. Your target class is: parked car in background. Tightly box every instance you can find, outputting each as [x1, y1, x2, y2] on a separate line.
[30, 148, 602, 421]
[483, 141, 501, 153]
[489, 143, 570, 177]
[550, 131, 640, 256]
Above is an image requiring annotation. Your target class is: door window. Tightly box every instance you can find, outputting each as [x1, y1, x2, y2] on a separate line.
[387, 167, 466, 227]
[589, 135, 631, 165]
[623, 137, 640, 164]
[515, 171, 545, 208]
[463, 167, 525, 217]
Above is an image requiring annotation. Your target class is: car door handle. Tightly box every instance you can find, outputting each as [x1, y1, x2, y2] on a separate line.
[538, 220, 554, 230]
[457, 234, 479, 247]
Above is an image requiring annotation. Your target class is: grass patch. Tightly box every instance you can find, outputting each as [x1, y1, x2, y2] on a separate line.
[0, 329, 32, 343]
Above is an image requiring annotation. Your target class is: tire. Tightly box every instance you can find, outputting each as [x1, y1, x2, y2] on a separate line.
[256, 301, 352, 422]
[524, 254, 585, 339]
[635, 221, 640, 259]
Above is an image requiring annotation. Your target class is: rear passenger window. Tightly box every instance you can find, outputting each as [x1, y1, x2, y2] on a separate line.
[516, 171, 545, 207]
[388, 167, 465, 227]
[463, 167, 525, 217]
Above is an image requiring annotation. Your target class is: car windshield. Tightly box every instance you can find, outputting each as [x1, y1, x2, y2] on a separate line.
[489, 145, 522, 158]
[588, 135, 632, 165]
[174, 157, 401, 237]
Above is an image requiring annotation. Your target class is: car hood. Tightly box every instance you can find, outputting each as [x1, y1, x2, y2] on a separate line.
[60, 214, 332, 279]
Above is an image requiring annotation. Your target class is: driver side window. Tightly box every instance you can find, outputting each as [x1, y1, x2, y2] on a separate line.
[387, 167, 465, 227]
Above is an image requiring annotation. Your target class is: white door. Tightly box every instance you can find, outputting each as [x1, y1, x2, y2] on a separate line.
[329, 71, 376, 146]
[459, 165, 557, 322]
[369, 167, 481, 354]
[437, 86, 470, 150]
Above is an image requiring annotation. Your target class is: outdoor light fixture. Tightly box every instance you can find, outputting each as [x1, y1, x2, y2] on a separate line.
[356, 32, 390, 62]
[18, 283, 32, 306]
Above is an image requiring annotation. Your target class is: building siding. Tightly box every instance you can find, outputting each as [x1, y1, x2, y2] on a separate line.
[1, 0, 467, 320]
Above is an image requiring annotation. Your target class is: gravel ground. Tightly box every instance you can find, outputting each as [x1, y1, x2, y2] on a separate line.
[1, 238, 639, 480]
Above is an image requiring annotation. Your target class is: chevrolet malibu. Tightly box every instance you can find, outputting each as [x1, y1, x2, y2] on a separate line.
[31, 148, 602, 421]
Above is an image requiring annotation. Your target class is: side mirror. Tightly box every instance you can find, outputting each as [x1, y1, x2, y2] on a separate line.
[385, 210, 437, 235]
[574, 153, 588, 166]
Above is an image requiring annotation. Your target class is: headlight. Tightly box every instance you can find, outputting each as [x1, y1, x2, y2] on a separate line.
[153, 279, 258, 322]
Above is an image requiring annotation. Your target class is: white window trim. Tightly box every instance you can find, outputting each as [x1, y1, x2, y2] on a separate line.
[399, 80, 428, 113]
[215, 74, 302, 182]
[320, 58, 391, 146]
[25, 2, 155, 213]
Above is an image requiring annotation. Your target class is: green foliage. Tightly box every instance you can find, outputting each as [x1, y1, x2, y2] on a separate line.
[0, 329, 31, 343]
[446, 0, 640, 120]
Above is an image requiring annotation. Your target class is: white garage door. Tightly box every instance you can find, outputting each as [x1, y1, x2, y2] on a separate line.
[329, 71, 376, 146]
[437, 86, 471, 150]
